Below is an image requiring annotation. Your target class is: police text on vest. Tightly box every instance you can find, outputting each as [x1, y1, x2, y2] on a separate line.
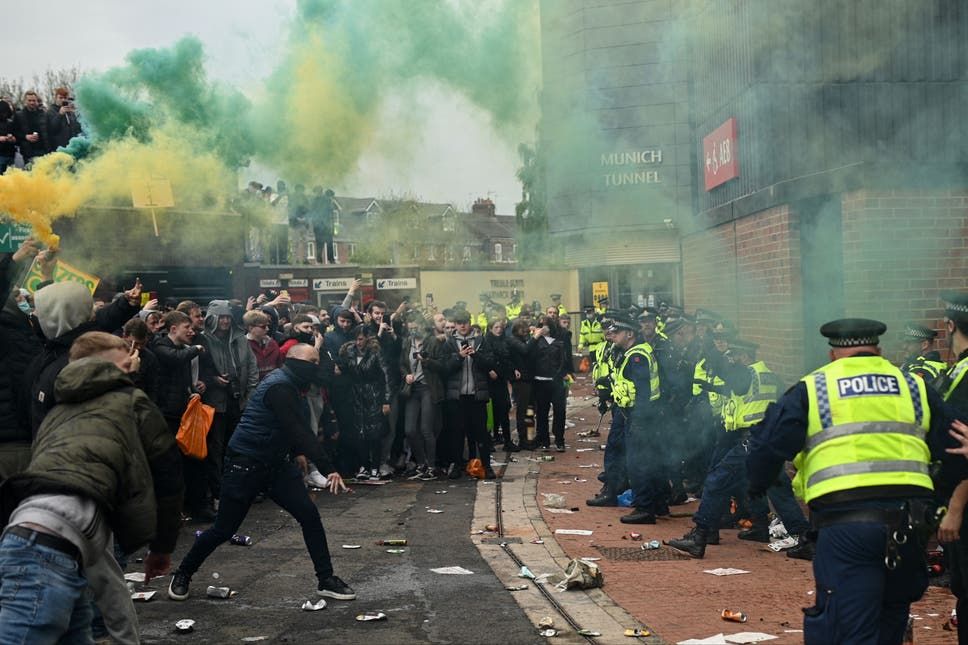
[836, 375, 900, 398]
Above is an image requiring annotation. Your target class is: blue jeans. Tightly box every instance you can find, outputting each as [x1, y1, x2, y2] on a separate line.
[178, 456, 335, 582]
[0, 531, 93, 645]
[806, 506, 927, 644]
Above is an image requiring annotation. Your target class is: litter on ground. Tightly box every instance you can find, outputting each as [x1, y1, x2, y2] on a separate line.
[430, 566, 474, 575]
[703, 568, 750, 576]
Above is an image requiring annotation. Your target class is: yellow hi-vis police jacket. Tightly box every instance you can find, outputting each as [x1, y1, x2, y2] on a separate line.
[793, 355, 932, 504]
[721, 361, 781, 431]
[611, 343, 661, 409]
[693, 357, 727, 416]
[579, 318, 605, 352]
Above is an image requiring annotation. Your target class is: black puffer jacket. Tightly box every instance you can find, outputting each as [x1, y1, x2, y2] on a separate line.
[506, 333, 534, 381]
[442, 333, 495, 401]
[527, 334, 566, 381]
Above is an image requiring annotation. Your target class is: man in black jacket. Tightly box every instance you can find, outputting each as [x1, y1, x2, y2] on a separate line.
[153, 310, 207, 519]
[12, 91, 48, 165]
[529, 315, 568, 452]
[46, 88, 82, 152]
[442, 311, 496, 479]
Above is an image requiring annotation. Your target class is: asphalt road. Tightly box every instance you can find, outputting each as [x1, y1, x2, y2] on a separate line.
[132, 476, 542, 644]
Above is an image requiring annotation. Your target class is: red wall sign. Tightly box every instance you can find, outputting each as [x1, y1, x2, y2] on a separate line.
[703, 117, 740, 191]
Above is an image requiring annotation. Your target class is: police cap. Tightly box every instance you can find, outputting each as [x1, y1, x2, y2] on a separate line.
[597, 296, 609, 306]
[479, 292, 490, 302]
[663, 318, 689, 336]
[550, 293, 562, 300]
[729, 338, 759, 353]
[942, 291, 968, 320]
[583, 305, 595, 313]
[637, 306, 658, 321]
[607, 315, 637, 333]
[455, 301, 468, 309]
[902, 322, 937, 341]
[819, 318, 887, 347]
[695, 308, 720, 323]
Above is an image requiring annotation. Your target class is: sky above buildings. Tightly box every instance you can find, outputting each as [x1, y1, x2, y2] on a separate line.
[2, 0, 526, 213]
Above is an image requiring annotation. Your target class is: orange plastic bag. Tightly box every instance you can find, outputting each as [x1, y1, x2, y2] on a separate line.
[176, 395, 215, 460]
[578, 355, 591, 374]
[465, 458, 485, 479]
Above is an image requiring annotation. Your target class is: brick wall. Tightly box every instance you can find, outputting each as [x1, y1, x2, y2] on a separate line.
[682, 205, 803, 384]
[842, 188, 968, 361]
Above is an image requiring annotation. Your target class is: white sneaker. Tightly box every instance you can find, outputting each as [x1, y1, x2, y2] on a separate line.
[369, 469, 381, 481]
[305, 469, 330, 489]
[355, 467, 367, 481]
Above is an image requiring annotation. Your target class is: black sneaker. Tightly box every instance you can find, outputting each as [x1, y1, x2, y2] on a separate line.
[317, 575, 357, 600]
[419, 467, 438, 481]
[168, 570, 191, 601]
[506, 442, 522, 453]
[555, 442, 565, 452]
[484, 468, 497, 480]
[738, 524, 771, 543]
[448, 464, 462, 480]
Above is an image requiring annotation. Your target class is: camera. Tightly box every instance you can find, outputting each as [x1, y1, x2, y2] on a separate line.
[419, 350, 428, 359]
[412, 352, 421, 359]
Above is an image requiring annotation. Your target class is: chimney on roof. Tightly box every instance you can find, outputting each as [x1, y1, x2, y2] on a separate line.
[472, 198, 496, 217]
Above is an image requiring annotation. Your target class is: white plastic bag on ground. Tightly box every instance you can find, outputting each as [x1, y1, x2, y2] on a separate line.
[768, 517, 788, 539]
[541, 493, 568, 509]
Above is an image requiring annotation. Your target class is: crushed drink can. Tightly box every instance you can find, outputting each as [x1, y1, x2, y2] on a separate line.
[356, 612, 387, 622]
[174, 619, 195, 633]
[641, 540, 660, 550]
[230, 534, 252, 546]
[721, 609, 748, 623]
[206, 585, 234, 598]
[376, 539, 407, 546]
[628, 532, 643, 541]
[540, 455, 555, 462]
[624, 628, 651, 637]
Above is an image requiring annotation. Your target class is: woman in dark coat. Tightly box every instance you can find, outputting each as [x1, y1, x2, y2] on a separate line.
[338, 326, 390, 481]
[480, 318, 517, 451]
[506, 317, 535, 448]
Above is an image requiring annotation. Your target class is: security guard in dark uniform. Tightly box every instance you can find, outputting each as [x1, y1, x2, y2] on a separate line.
[746, 318, 968, 644]
[898, 322, 947, 385]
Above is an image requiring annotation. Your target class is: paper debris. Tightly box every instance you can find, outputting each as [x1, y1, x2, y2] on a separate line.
[430, 566, 474, 575]
[124, 572, 146, 583]
[241, 638, 268, 643]
[518, 566, 536, 579]
[546, 508, 576, 514]
[506, 584, 529, 591]
[131, 591, 156, 602]
[767, 536, 798, 552]
[426, 509, 444, 514]
[530, 538, 545, 544]
[342, 544, 362, 549]
[724, 633, 778, 644]
[577, 464, 599, 468]
[703, 568, 750, 576]
[555, 529, 593, 536]
[576, 448, 595, 452]
[301, 598, 327, 611]
[677, 636, 728, 645]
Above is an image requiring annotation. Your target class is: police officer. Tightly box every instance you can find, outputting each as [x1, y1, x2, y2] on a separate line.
[589, 316, 666, 522]
[475, 293, 490, 331]
[898, 322, 947, 385]
[667, 338, 810, 556]
[594, 296, 608, 316]
[746, 318, 968, 644]
[578, 306, 605, 366]
[505, 291, 522, 321]
[935, 293, 968, 645]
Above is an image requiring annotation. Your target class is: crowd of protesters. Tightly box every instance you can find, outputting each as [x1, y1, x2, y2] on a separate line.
[0, 88, 83, 173]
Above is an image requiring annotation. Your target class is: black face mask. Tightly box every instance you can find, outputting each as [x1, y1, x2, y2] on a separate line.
[284, 358, 318, 388]
[294, 331, 314, 345]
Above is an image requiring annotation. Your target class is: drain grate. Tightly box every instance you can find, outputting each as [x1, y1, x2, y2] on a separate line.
[594, 545, 692, 562]
[480, 536, 523, 544]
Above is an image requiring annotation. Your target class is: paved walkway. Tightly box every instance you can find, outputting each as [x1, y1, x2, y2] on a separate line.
[483, 375, 958, 644]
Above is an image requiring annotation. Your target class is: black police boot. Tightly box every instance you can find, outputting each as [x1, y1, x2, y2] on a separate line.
[737, 522, 771, 543]
[665, 526, 708, 558]
[786, 534, 815, 561]
[586, 488, 618, 507]
[619, 508, 657, 524]
[706, 530, 721, 546]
